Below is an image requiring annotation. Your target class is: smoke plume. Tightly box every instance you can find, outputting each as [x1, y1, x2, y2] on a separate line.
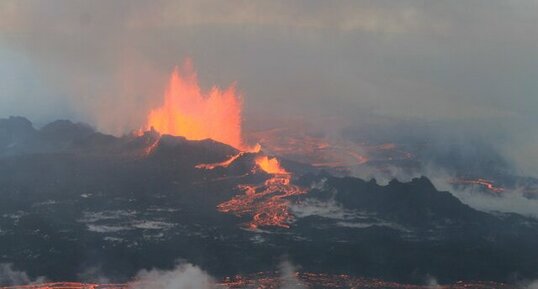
[278, 261, 307, 289]
[0, 263, 46, 286]
[129, 263, 215, 289]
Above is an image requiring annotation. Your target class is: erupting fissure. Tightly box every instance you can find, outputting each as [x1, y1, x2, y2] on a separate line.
[142, 59, 305, 229]
[144, 59, 246, 150]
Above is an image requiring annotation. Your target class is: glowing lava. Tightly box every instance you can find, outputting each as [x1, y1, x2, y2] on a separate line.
[255, 156, 289, 175]
[141, 65, 303, 230]
[450, 178, 504, 193]
[217, 156, 305, 229]
[145, 59, 245, 150]
[143, 137, 160, 156]
[195, 152, 246, 170]
[248, 127, 369, 169]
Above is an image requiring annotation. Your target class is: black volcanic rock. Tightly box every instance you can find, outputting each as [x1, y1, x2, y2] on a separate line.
[321, 176, 487, 227]
[0, 116, 40, 156]
[0, 116, 35, 135]
[0, 116, 37, 148]
[0, 117, 109, 155]
[40, 120, 95, 141]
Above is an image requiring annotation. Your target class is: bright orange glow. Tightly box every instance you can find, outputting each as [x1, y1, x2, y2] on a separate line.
[218, 155, 304, 229]
[217, 175, 305, 229]
[450, 178, 504, 193]
[249, 127, 369, 169]
[143, 137, 160, 156]
[195, 152, 245, 170]
[255, 156, 289, 175]
[145, 59, 245, 150]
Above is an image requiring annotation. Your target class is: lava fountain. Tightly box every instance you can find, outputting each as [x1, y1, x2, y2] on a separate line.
[144, 59, 245, 150]
[144, 59, 303, 229]
[254, 156, 289, 175]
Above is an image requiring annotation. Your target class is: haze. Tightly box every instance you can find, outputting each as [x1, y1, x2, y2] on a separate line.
[0, 0, 537, 176]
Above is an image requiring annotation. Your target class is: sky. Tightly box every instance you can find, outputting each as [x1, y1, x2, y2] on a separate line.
[0, 0, 537, 174]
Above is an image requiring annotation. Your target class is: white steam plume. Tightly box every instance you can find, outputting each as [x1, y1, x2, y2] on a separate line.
[129, 263, 215, 289]
[278, 261, 306, 289]
[0, 263, 46, 286]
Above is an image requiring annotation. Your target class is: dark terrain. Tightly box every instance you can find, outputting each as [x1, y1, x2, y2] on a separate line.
[1, 116, 537, 285]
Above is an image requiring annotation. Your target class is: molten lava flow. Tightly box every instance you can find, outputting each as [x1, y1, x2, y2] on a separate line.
[217, 156, 305, 229]
[145, 59, 245, 150]
[143, 137, 160, 156]
[450, 178, 504, 193]
[195, 152, 246, 170]
[195, 144, 261, 170]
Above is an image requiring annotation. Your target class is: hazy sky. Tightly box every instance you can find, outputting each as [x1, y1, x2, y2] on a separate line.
[1, 1, 537, 168]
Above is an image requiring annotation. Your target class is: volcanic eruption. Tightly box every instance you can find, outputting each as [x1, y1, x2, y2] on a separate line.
[141, 59, 304, 230]
[144, 59, 245, 150]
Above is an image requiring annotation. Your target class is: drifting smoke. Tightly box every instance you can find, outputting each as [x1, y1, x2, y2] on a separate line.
[332, 118, 538, 218]
[448, 187, 538, 219]
[291, 198, 354, 220]
[0, 0, 537, 237]
[129, 263, 215, 289]
[0, 264, 46, 286]
[126, 261, 306, 289]
[278, 261, 306, 289]
[525, 280, 538, 289]
[1, 0, 537, 180]
[424, 275, 440, 289]
[76, 266, 111, 284]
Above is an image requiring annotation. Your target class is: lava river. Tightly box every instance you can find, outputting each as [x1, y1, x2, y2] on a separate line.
[213, 155, 306, 229]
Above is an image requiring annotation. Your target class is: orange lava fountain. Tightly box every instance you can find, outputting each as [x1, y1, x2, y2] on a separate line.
[145, 59, 245, 150]
[255, 156, 289, 175]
